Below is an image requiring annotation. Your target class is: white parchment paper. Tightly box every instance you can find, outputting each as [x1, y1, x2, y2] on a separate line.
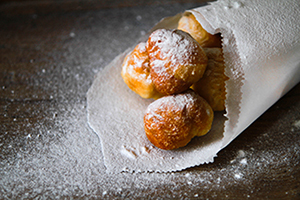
[87, 0, 300, 173]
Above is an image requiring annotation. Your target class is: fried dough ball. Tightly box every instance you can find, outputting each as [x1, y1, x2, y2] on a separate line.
[178, 13, 222, 48]
[121, 42, 162, 99]
[144, 90, 214, 150]
[192, 48, 228, 111]
[146, 29, 208, 95]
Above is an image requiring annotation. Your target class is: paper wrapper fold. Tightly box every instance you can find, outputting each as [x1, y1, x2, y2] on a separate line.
[87, 0, 300, 173]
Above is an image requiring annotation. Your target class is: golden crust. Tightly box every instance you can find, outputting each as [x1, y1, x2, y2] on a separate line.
[121, 27, 227, 150]
[192, 48, 228, 111]
[146, 29, 208, 95]
[178, 13, 222, 48]
[144, 90, 214, 150]
[121, 42, 162, 99]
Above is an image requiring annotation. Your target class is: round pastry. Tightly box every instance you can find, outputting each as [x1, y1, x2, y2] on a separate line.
[121, 42, 162, 99]
[177, 13, 222, 48]
[192, 48, 228, 111]
[146, 29, 208, 95]
[144, 90, 214, 150]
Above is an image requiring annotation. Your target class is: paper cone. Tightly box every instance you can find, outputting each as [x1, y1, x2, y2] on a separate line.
[87, 0, 300, 173]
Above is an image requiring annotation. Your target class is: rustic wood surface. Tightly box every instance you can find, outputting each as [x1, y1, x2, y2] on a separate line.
[1, 0, 299, 199]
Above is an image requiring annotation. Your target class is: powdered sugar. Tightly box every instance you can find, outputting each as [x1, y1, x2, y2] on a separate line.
[145, 91, 202, 126]
[146, 29, 207, 95]
[147, 29, 203, 77]
[146, 92, 195, 120]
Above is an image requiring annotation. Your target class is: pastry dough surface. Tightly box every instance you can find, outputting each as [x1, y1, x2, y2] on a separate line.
[144, 90, 214, 150]
[146, 29, 208, 95]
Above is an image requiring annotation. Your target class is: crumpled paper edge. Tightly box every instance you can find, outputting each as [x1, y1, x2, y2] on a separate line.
[188, 7, 244, 147]
[190, 0, 300, 151]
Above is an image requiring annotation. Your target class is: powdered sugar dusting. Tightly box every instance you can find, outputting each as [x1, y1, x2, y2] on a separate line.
[145, 91, 197, 124]
[148, 29, 197, 67]
[144, 29, 209, 95]
[147, 29, 206, 80]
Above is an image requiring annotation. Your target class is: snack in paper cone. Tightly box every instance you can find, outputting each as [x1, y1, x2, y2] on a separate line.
[87, 0, 300, 172]
[121, 27, 222, 150]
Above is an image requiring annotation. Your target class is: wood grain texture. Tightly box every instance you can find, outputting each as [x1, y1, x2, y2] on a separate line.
[0, 1, 299, 199]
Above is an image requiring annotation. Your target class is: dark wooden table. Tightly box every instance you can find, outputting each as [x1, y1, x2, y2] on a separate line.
[1, 0, 299, 199]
